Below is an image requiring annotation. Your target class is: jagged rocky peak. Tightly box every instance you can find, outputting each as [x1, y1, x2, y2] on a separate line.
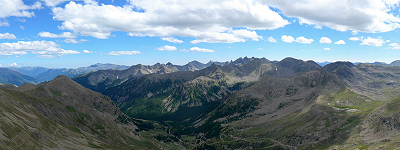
[231, 56, 255, 65]
[165, 62, 174, 66]
[152, 62, 162, 67]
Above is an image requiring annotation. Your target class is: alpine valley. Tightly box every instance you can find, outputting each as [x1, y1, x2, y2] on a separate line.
[2, 57, 400, 149]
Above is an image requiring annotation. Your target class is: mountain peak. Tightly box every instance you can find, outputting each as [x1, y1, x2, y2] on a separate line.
[54, 75, 69, 80]
[324, 61, 355, 72]
[166, 62, 173, 66]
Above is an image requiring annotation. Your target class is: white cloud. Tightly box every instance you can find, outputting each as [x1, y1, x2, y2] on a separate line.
[51, 1, 288, 42]
[156, 45, 177, 51]
[107, 51, 141, 55]
[0, 33, 16, 39]
[83, 50, 92, 53]
[319, 37, 332, 43]
[282, 35, 295, 43]
[37, 55, 56, 58]
[19, 26, 24, 30]
[0, 0, 42, 18]
[64, 38, 87, 43]
[389, 42, 400, 49]
[40, 0, 71, 7]
[64, 38, 78, 43]
[295, 36, 314, 44]
[324, 48, 331, 50]
[281, 35, 313, 44]
[389, 43, 399, 47]
[161, 37, 184, 44]
[38, 31, 77, 38]
[349, 36, 363, 41]
[257, 48, 263, 50]
[267, 36, 277, 43]
[189, 29, 262, 44]
[40, 0, 98, 7]
[0, 21, 10, 27]
[334, 40, 345, 44]
[10, 63, 18, 67]
[264, 0, 400, 33]
[189, 47, 215, 53]
[360, 37, 385, 46]
[0, 40, 80, 56]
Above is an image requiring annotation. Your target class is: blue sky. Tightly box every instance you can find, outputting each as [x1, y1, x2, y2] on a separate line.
[1, 0, 400, 68]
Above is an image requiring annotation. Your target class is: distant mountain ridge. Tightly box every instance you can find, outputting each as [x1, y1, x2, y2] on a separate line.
[9, 63, 131, 82]
[0, 68, 39, 86]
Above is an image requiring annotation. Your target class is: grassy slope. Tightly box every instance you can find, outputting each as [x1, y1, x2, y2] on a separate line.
[0, 75, 186, 149]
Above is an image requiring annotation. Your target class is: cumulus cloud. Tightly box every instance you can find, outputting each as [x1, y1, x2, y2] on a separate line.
[263, 0, 400, 33]
[51, 1, 288, 42]
[0, 33, 16, 39]
[83, 50, 92, 53]
[267, 36, 277, 43]
[349, 36, 363, 41]
[295, 36, 314, 44]
[389, 43, 399, 47]
[156, 45, 177, 51]
[360, 37, 385, 46]
[324, 48, 331, 50]
[107, 51, 141, 55]
[40, 0, 73, 7]
[0, 40, 80, 56]
[389, 43, 400, 49]
[334, 40, 345, 44]
[38, 31, 77, 38]
[281, 35, 313, 44]
[0, 0, 42, 18]
[189, 47, 215, 53]
[319, 37, 332, 43]
[161, 37, 184, 44]
[189, 29, 262, 44]
[282, 35, 295, 43]
[40, 0, 98, 7]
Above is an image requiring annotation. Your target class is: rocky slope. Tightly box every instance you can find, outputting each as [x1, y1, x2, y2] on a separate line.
[324, 62, 400, 101]
[179, 62, 400, 149]
[0, 75, 183, 149]
[183, 68, 389, 149]
[101, 57, 321, 130]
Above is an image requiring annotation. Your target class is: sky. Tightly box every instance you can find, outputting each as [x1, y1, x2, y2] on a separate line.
[2, 0, 400, 68]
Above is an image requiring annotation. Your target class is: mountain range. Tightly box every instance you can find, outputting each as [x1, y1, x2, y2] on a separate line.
[3, 57, 400, 149]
